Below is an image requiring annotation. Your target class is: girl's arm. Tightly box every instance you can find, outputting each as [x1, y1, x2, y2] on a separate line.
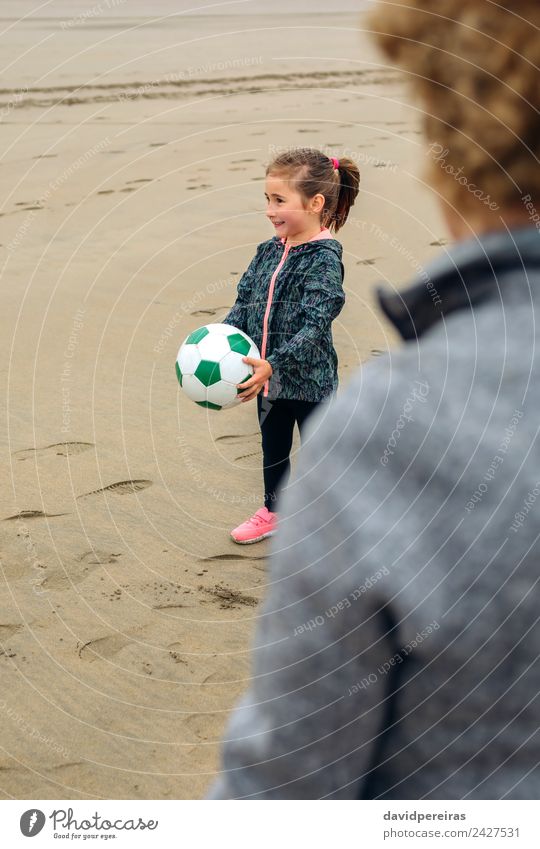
[266, 253, 345, 376]
[222, 245, 261, 335]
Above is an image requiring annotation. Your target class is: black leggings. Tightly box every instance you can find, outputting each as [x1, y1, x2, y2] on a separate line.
[257, 394, 321, 512]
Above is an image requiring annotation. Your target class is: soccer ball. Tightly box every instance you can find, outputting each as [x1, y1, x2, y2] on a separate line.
[175, 323, 261, 410]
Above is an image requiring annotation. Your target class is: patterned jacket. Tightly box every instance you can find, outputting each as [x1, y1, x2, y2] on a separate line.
[222, 229, 345, 402]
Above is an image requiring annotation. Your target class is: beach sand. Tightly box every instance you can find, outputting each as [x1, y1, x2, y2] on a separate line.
[0, 8, 445, 799]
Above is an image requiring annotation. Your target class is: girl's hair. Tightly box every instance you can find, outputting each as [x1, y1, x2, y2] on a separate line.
[266, 148, 360, 233]
[368, 0, 540, 213]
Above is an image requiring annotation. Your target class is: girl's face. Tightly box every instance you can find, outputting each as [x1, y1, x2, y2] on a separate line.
[264, 173, 324, 240]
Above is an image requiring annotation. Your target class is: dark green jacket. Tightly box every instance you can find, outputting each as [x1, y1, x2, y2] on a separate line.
[223, 232, 345, 402]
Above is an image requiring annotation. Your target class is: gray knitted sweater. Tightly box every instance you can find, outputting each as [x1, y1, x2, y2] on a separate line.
[208, 224, 540, 800]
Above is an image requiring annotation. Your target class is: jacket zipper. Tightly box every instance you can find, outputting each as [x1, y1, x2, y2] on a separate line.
[260, 241, 291, 397]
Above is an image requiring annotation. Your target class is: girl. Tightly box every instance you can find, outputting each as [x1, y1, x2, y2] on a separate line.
[223, 148, 360, 544]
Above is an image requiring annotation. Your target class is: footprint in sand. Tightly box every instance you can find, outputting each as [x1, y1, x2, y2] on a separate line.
[3, 510, 68, 521]
[190, 306, 228, 317]
[127, 179, 153, 184]
[97, 190, 114, 195]
[0, 647, 16, 659]
[78, 550, 122, 565]
[200, 583, 259, 609]
[356, 258, 381, 266]
[231, 158, 257, 163]
[430, 238, 449, 246]
[186, 184, 212, 190]
[371, 349, 385, 357]
[77, 633, 131, 662]
[13, 441, 93, 461]
[167, 644, 189, 665]
[39, 550, 122, 591]
[235, 450, 261, 461]
[0, 624, 24, 641]
[149, 142, 166, 147]
[50, 762, 85, 772]
[215, 432, 259, 444]
[184, 714, 220, 742]
[199, 553, 266, 562]
[77, 479, 153, 499]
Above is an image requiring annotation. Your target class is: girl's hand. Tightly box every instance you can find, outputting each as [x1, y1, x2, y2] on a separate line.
[237, 357, 273, 402]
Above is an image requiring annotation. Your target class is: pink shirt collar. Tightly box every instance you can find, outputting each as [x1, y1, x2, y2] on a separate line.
[280, 227, 333, 245]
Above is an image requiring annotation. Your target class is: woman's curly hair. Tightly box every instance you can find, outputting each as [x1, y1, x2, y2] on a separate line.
[368, 0, 540, 213]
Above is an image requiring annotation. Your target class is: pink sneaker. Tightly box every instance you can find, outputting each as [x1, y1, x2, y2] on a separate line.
[230, 507, 277, 544]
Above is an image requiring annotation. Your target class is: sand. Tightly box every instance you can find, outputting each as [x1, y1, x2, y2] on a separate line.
[0, 7, 445, 799]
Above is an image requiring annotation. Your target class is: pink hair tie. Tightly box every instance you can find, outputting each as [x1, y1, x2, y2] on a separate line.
[331, 157, 340, 170]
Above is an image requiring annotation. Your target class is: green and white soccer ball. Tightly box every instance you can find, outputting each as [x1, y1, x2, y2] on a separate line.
[175, 323, 261, 410]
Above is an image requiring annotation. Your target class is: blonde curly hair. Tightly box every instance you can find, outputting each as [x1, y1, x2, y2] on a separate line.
[368, 0, 540, 213]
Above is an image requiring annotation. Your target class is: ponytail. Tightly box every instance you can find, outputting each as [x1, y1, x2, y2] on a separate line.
[331, 157, 361, 233]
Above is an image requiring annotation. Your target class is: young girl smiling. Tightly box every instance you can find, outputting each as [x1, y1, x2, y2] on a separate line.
[223, 148, 360, 543]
